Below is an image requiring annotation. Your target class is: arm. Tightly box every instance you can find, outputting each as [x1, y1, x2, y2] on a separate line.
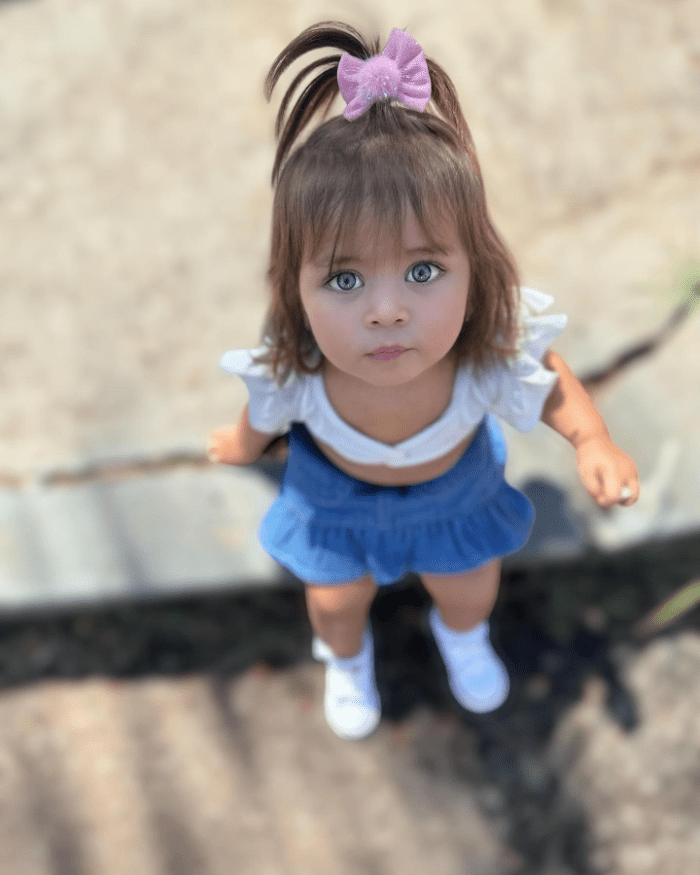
[208, 403, 284, 466]
[540, 350, 609, 448]
[540, 350, 639, 507]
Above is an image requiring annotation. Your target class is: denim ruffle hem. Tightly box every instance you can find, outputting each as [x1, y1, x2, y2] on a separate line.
[259, 416, 535, 585]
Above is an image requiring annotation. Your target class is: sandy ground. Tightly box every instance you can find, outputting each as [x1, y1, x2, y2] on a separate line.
[1, 0, 698, 478]
[1, 545, 700, 875]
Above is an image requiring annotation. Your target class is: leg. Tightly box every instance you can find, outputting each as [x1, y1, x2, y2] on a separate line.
[305, 575, 378, 658]
[420, 558, 502, 632]
[420, 559, 509, 713]
[306, 575, 381, 740]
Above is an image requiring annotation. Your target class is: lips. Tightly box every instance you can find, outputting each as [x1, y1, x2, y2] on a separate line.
[370, 346, 407, 360]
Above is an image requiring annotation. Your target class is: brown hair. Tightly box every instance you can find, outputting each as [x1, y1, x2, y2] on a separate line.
[255, 21, 521, 382]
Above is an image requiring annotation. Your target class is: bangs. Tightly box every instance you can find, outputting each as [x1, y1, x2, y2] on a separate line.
[308, 202, 456, 277]
[284, 107, 466, 273]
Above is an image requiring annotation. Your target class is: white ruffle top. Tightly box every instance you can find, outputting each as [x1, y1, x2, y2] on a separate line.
[220, 287, 568, 468]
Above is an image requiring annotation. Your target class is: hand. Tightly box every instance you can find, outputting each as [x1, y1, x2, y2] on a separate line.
[208, 426, 245, 465]
[576, 434, 640, 508]
[263, 434, 289, 462]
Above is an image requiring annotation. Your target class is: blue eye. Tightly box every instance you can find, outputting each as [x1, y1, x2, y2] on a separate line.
[407, 262, 442, 283]
[327, 271, 363, 293]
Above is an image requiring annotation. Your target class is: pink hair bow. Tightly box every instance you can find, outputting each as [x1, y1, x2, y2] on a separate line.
[337, 28, 432, 121]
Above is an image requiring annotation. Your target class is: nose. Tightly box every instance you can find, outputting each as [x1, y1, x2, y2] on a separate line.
[363, 280, 410, 328]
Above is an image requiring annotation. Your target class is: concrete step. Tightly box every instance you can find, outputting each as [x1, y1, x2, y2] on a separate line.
[2, 435, 694, 612]
[0, 463, 282, 612]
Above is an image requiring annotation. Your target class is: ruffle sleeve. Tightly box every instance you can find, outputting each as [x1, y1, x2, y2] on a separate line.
[219, 347, 302, 435]
[475, 287, 568, 433]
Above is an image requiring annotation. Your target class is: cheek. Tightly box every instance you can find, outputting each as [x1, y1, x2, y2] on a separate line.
[307, 297, 351, 329]
[305, 303, 352, 349]
[427, 289, 468, 327]
[448, 283, 470, 324]
[424, 291, 468, 348]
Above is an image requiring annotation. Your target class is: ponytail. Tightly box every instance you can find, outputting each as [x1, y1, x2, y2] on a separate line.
[265, 21, 473, 185]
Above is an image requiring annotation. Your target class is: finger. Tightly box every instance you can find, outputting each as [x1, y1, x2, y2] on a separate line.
[593, 468, 616, 506]
[586, 467, 606, 503]
[607, 467, 624, 502]
[619, 482, 640, 505]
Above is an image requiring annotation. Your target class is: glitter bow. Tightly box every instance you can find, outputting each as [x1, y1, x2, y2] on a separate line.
[337, 28, 432, 121]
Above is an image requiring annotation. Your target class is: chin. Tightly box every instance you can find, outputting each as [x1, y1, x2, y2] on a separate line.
[366, 363, 423, 386]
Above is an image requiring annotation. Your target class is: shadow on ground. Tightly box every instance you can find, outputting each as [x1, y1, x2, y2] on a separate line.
[1, 530, 699, 874]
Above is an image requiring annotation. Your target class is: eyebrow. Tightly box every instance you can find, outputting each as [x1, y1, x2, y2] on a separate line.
[315, 244, 453, 269]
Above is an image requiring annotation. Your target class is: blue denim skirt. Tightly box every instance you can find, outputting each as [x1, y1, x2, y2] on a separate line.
[259, 415, 535, 585]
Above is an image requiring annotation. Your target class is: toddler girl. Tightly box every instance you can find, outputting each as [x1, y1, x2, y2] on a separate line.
[208, 22, 639, 740]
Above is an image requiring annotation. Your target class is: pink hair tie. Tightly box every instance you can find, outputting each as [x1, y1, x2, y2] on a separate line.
[337, 28, 432, 121]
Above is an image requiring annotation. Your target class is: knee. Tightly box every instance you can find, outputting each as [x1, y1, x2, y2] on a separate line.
[421, 559, 502, 605]
[305, 578, 377, 620]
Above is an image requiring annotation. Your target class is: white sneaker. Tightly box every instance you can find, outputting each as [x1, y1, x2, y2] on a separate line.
[312, 628, 381, 740]
[429, 608, 510, 713]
